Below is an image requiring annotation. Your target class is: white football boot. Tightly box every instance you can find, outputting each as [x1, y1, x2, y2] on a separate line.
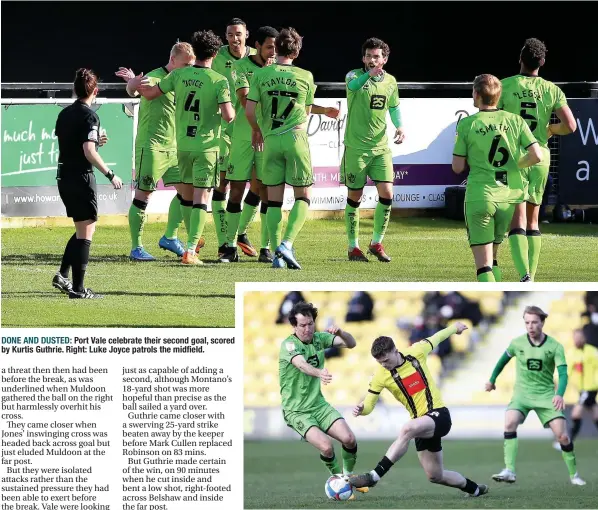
[570, 473, 586, 486]
[492, 468, 516, 483]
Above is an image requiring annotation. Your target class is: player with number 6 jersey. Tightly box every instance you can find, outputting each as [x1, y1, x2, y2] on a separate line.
[246, 27, 316, 270]
[452, 74, 542, 282]
[499, 38, 577, 282]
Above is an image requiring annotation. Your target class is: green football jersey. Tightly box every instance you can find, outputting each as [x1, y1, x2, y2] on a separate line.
[499, 74, 567, 148]
[453, 109, 537, 203]
[135, 67, 176, 151]
[344, 68, 400, 151]
[231, 55, 264, 142]
[213, 45, 257, 137]
[159, 65, 231, 152]
[279, 331, 334, 412]
[247, 63, 316, 137]
[506, 334, 567, 398]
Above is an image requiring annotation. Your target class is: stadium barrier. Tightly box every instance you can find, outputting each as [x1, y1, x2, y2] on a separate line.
[2, 82, 597, 221]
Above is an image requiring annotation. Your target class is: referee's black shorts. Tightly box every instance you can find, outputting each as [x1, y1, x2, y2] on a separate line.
[58, 172, 98, 222]
[415, 407, 452, 452]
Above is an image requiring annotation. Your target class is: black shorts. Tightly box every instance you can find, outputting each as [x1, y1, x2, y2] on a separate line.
[415, 407, 452, 452]
[58, 172, 98, 222]
[579, 390, 597, 408]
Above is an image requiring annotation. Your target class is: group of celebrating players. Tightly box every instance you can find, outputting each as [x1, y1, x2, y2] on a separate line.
[278, 301, 590, 500]
[112, 18, 576, 279]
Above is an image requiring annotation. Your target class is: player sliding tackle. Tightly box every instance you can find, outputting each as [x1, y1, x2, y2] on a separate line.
[348, 322, 488, 498]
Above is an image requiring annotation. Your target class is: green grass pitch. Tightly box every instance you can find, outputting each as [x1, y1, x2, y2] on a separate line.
[244, 438, 598, 508]
[2, 217, 597, 327]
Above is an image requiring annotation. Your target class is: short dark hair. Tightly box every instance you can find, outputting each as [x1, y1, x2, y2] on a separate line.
[227, 18, 246, 28]
[73, 68, 98, 99]
[289, 301, 318, 326]
[371, 336, 396, 359]
[255, 26, 279, 45]
[520, 38, 546, 70]
[362, 37, 390, 58]
[191, 30, 222, 61]
[276, 27, 303, 58]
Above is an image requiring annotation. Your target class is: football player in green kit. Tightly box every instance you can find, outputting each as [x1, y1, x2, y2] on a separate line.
[486, 305, 586, 486]
[115, 43, 196, 261]
[245, 28, 316, 270]
[341, 38, 405, 263]
[279, 301, 367, 492]
[134, 30, 235, 265]
[452, 74, 543, 282]
[499, 38, 577, 281]
[211, 18, 260, 257]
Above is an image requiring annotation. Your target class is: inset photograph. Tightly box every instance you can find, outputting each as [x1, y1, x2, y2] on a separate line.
[243, 289, 597, 508]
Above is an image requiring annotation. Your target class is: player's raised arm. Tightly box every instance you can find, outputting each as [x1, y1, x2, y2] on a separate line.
[327, 325, 356, 348]
[290, 356, 332, 384]
[421, 322, 467, 354]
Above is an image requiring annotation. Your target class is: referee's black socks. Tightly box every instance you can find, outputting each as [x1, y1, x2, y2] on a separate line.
[59, 233, 77, 278]
[72, 238, 92, 292]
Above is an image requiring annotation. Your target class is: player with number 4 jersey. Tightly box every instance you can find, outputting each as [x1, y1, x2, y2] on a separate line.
[452, 74, 542, 282]
[246, 27, 316, 270]
[499, 38, 577, 282]
[138, 30, 235, 265]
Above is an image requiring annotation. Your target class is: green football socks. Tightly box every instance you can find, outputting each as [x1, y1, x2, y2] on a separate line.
[372, 197, 392, 244]
[282, 198, 310, 246]
[164, 193, 184, 239]
[527, 230, 542, 281]
[321, 452, 342, 476]
[128, 199, 147, 250]
[509, 229, 529, 279]
[345, 199, 360, 249]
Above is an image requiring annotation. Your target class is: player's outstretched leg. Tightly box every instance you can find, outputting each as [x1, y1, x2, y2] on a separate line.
[326, 418, 369, 493]
[418, 449, 489, 497]
[348, 415, 431, 488]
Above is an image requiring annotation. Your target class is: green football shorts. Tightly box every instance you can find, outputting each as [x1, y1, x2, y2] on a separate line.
[283, 401, 343, 438]
[178, 150, 219, 188]
[340, 146, 393, 190]
[228, 138, 264, 182]
[134, 147, 180, 191]
[523, 146, 551, 205]
[217, 132, 231, 176]
[464, 200, 515, 246]
[508, 394, 564, 427]
[262, 129, 313, 187]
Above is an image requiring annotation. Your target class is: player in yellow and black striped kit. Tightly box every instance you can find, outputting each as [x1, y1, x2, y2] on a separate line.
[347, 322, 489, 497]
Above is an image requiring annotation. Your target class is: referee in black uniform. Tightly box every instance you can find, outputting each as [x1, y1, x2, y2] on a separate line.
[52, 68, 123, 299]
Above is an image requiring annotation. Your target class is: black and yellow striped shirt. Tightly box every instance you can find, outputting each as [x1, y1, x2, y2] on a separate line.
[362, 338, 447, 419]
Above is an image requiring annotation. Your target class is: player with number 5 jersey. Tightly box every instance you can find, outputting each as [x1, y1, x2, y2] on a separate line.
[452, 74, 542, 282]
[498, 38, 577, 282]
[246, 27, 316, 270]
